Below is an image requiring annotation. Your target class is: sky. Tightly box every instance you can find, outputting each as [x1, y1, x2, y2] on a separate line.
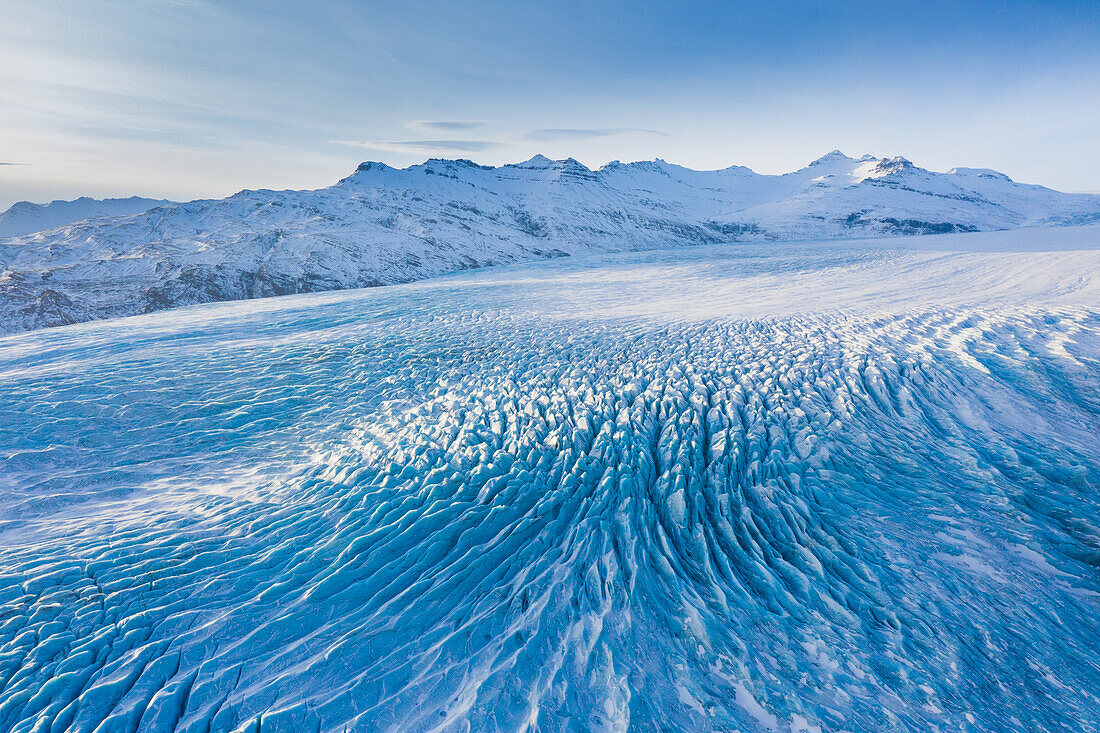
[1, 0, 1098, 209]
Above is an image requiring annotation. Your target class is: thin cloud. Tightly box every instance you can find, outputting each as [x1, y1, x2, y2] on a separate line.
[0, 162, 30, 165]
[409, 121, 487, 132]
[526, 128, 667, 141]
[332, 139, 500, 154]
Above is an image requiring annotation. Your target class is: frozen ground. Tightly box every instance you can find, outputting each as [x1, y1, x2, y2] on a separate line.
[1, 226, 1099, 731]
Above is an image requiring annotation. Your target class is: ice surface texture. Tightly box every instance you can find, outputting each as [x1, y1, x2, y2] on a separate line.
[1, 229, 1099, 731]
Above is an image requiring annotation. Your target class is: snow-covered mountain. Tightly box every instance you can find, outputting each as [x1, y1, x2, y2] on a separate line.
[0, 196, 174, 238]
[2, 152, 1098, 332]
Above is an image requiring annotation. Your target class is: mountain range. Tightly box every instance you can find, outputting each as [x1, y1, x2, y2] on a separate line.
[2, 151, 1098, 332]
[0, 196, 175, 238]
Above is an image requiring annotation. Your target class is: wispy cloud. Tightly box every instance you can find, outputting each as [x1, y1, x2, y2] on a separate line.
[331, 139, 500, 154]
[0, 162, 30, 166]
[526, 128, 667, 141]
[409, 120, 487, 133]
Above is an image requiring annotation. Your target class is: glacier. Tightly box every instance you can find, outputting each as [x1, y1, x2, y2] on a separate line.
[1, 226, 1099, 731]
[3, 152, 1100, 333]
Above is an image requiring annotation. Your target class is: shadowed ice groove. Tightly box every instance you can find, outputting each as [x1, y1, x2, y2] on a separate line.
[1, 232, 1099, 731]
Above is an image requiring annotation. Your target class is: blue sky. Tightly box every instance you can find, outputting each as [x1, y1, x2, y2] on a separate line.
[1, 0, 1098, 208]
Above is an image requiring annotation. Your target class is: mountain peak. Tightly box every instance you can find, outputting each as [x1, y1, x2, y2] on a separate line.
[513, 154, 554, 169]
[603, 159, 685, 175]
[808, 150, 854, 166]
[421, 158, 493, 170]
[949, 167, 1013, 182]
[4, 201, 41, 214]
[868, 156, 915, 177]
[354, 161, 392, 174]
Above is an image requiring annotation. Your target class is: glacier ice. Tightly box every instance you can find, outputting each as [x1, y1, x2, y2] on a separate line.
[1, 229, 1099, 731]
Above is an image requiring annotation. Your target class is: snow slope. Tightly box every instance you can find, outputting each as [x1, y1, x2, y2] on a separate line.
[1, 226, 1098, 731]
[0, 196, 174, 238]
[2, 153, 1098, 332]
